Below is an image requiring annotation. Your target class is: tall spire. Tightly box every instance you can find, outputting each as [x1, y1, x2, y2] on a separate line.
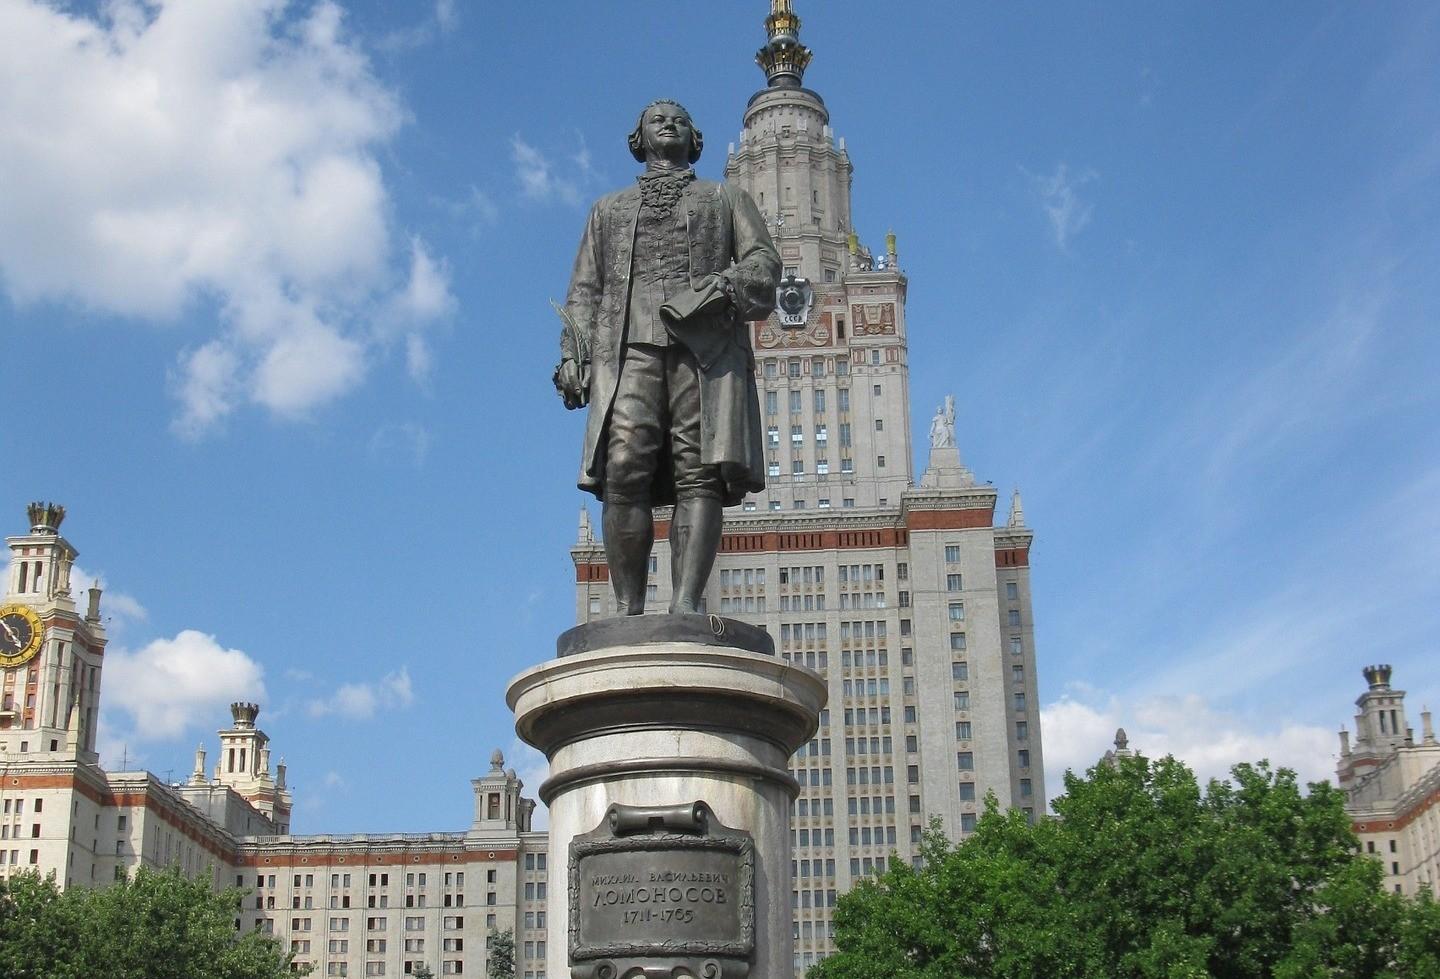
[1008, 487, 1026, 528]
[756, 0, 813, 89]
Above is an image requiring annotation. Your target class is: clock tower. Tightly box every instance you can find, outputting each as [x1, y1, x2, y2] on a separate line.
[1, 502, 107, 760]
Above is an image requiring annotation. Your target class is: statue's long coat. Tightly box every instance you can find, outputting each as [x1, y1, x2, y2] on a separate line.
[562, 178, 780, 506]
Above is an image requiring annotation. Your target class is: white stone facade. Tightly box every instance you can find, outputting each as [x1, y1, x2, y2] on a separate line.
[1337, 665, 1440, 898]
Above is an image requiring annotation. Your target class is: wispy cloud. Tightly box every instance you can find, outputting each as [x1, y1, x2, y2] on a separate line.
[1025, 163, 1098, 251]
[511, 134, 595, 206]
[70, 563, 147, 632]
[375, 0, 461, 53]
[307, 668, 415, 720]
[434, 185, 500, 237]
[1174, 282, 1388, 489]
[368, 422, 434, 467]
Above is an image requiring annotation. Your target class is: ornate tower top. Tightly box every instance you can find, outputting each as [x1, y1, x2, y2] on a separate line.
[27, 501, 66, 534]
[1363, 664, 1393, 690]
[230, 702, 260, 728]
[756, 0, 813, 89]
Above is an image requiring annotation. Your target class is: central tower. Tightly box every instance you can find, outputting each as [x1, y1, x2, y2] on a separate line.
[725, 2, 913, 512]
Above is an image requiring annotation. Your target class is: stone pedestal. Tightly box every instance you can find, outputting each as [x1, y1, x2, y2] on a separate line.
[508, 616, 825, 979]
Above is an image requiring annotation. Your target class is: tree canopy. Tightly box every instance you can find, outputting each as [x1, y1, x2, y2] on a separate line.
[0, 867, 304, 979]
[811, 755, 1440, 979]
[486, 927, 516, 979]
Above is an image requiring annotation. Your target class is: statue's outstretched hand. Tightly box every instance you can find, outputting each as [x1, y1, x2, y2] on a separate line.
[554, 359, 589, 410]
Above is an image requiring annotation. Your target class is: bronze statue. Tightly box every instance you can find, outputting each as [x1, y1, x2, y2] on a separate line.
[555, 100, 780, 615]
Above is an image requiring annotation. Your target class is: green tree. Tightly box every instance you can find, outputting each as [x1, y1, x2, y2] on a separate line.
[486, 927, 516, 979]
[0, 867, 305, 979]
[411, 966, 436, 979]
[811, 755, 1440, 979]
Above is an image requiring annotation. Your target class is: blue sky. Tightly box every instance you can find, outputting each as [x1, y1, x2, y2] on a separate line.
[1, 1, 1437, 831]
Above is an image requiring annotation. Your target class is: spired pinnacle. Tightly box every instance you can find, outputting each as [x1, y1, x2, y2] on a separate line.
[1008, 487, 1026, 528]
[27, 501, 66, 534]
[756, 0, 813, 89]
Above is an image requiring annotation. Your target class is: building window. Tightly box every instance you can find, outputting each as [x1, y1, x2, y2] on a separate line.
[768, 462, 780, 477]
[1020, 778, 1033, 798]
[958, 782, 976, 802]
[1018, 749, 1030, 768]
[873, 385, 882, 396]
[1008, 609, 1021, 626]
[789, 391, 803, 413]
[788, 360, 802, 378]
[1016, 721, 1029, 740]
[957, 752, 974, 771]
[1009, 636, 1023, 655]
[1013, 693, 1026, 711]
[837, 358, 849, 375]
[1006, 581, 1019, 600]
[961, 813, 977, 832]
[875, 419, 884, 431]
[944, 545, 960, 563]
[952, 662, 968, 681]
[956, 721, 971, 740]
[948, 602, 964, 621]
[954, 691, 969, 710]
[1012, 665, 1024, 682]
[766, 391, 778, 414]
[946, 574, 962, 592]
[949, 633, 966, 651]
[791, 425, 803, 445]
[768, 426, 780, 447]
[877, 455, 885, 468]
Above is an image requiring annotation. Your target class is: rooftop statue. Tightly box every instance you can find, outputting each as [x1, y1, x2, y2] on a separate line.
[929, 394, 957, 449]
[553, 100, 780, 615]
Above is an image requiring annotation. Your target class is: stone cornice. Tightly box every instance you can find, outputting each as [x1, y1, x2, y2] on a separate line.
[234, 831, 523, 853]
[901, 486, 998, 513]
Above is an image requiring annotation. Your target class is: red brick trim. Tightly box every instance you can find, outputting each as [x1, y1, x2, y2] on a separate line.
[995, 546, 1030, 568]
[905, 508, 994, 530]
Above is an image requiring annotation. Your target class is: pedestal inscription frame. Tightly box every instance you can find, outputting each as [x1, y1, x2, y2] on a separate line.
[569, 802, 755, 979]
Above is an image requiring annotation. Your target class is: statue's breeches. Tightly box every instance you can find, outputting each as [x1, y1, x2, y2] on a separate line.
[603, 343, 723, 506]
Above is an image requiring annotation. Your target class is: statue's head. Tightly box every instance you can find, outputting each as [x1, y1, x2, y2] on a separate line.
[628, 99, 703, 165]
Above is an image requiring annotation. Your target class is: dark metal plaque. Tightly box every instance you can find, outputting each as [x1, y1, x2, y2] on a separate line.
[569, 802, 754, 979]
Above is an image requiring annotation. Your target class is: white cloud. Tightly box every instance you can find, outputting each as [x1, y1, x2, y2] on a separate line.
[102, 630, 267, 742]
[1040, 687, 1337, 807]
[1025, 162, 1098, 251]
[307, 667, 414, 719]
[0, 0, 450, 436]
[511, 135, 590, 206]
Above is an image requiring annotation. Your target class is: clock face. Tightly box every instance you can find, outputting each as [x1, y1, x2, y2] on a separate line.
[0, 604, 44, 669]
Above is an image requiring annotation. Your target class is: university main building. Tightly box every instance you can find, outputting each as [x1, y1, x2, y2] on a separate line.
[1, 5, 1049, 977]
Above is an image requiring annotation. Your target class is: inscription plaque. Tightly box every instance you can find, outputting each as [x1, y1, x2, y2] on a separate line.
[569, 802, 754, 979]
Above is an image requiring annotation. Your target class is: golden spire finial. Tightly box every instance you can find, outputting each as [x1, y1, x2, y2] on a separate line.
[757, 0, 811, 88]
